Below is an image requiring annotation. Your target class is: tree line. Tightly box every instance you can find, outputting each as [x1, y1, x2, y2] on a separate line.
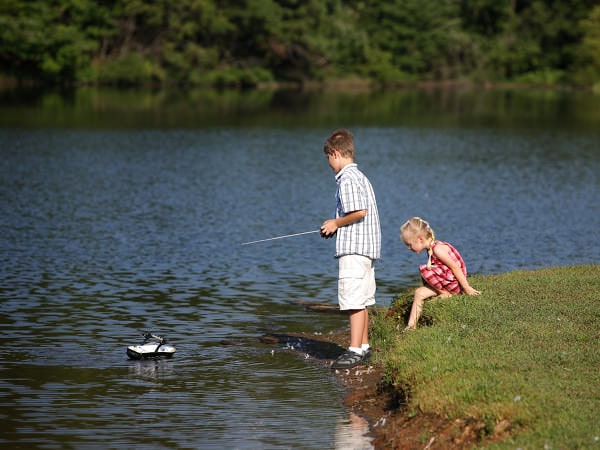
[1, 0, 599, 88]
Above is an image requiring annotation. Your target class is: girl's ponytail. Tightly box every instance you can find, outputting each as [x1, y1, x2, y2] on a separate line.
[422, 219, 435, 270]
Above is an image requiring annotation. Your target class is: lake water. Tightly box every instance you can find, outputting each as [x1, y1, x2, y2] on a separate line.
[1, 87, 599, 449]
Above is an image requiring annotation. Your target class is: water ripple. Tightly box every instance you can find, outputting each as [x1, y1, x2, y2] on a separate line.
[0, 125, 598, 448]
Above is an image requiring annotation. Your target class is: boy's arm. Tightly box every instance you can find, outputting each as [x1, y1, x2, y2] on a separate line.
[320, 209, 366, 237]
[433, 244, 481, 295]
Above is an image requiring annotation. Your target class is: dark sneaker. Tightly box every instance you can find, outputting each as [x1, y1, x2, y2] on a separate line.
[331, 350, 364, 369]
[362, 347, 372, 361]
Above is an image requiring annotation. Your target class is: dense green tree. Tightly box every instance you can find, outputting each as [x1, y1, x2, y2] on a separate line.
[479, 0, 600, 83]
[220, 0, 355, 83]
[162, 0, 234, 83]
[460, 0, 512, 37]
[0, 0, 104, 81]
[355, 0, 477, 81]
[0, 0, 597, 87]
[573, 4, 600, 85]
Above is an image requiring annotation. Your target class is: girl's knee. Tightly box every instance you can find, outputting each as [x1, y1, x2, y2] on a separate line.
[413, 289, 426, 302]
[414, 287, 435, 302]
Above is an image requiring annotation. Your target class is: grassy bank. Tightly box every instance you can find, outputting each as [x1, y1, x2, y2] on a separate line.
[370, 265, 599, 448]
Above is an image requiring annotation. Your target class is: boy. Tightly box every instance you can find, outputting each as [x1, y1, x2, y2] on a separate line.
[320, 129, 381, 369]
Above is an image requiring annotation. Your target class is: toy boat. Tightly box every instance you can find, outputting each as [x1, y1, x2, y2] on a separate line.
[126, 332, 176, 359]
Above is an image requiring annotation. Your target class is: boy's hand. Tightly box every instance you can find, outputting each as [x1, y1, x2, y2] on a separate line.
[320, 220, 338, 238]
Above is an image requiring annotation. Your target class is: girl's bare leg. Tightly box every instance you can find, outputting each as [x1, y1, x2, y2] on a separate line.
[407, 285, 438, 329]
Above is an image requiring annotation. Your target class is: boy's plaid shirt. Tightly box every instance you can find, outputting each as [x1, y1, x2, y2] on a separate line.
[334, 163, 381, 260]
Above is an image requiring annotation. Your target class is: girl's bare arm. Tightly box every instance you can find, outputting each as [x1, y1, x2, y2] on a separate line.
[433, 244, 481, 295]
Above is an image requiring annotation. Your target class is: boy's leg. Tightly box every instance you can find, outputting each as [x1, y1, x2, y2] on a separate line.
[349, 308, 368, 349]
[362, 308, 369, 346]
[335, 255, 375, 364]
[407, 285, 437, 328]
[331, 308, 368, 369]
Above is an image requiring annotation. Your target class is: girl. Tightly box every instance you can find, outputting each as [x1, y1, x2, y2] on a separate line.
[400, 217, 480, 330]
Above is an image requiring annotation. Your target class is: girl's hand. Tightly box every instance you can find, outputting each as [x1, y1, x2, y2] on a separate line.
[464, 286, 481, 296]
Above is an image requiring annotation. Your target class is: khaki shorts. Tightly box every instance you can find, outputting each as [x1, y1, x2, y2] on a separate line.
[338, 255, 376, 310]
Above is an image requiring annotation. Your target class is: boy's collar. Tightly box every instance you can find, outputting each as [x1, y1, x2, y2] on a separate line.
[335, 162, 357, 180]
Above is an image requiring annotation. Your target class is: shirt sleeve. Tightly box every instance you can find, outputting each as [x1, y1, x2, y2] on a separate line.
[338, 177, 367, 215]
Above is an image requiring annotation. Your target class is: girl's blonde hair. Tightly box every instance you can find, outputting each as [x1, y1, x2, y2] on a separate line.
[400, 217, 436, 269]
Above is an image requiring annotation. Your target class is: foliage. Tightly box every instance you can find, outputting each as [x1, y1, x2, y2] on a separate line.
[94, 52, 165, 85]
[572, 4, 600, 87]
[0, 0, 598, 87]
[370, 265, 600, 448]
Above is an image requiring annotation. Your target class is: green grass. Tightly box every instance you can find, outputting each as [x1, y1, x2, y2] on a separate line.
[370, 265, 600, 449]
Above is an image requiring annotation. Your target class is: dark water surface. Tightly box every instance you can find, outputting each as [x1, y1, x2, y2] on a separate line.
[1, 87, 599, 449]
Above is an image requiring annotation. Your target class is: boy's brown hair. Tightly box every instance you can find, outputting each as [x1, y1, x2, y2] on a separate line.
[323, 129, 355, 159]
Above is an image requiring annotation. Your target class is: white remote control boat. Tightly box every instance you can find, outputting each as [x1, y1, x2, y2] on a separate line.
[127, 332, 176, 359]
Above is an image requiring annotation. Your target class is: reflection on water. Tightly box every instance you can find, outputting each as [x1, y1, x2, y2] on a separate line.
[335, 412, 373, 450]
[0, 87, 599, 448]
[1, 85, 599, 130]
[127, 359, 177, 380]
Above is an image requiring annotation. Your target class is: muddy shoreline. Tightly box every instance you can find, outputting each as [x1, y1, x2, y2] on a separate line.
[260, 326, 504, 449]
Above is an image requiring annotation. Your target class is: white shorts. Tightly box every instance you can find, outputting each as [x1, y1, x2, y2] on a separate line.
[338, 255, 376, 311]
